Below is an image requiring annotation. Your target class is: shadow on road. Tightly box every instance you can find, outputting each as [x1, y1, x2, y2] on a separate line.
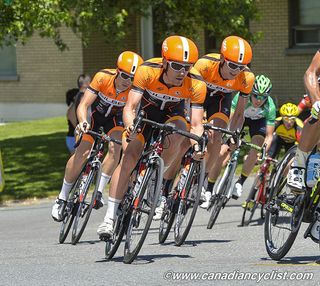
[260, 255, 320, 265]
[150, 238, 233, 247]
[95, 253, 192, 264]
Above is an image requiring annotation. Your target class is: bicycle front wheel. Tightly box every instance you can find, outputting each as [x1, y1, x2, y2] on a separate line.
[264, 146, 304, 260]
[71, 167, 99, 245]
[124, 157, 164, 264]
[174, 160, 205, 246]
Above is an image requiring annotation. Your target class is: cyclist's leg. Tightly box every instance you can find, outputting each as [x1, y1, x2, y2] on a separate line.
[52, 137, 93, 221]
[203, 93, 231, 203]
[287, 120, 320, 190]
[234, 118, 266, 198]
[97, 134, 145, 236]
[96, 115, 124, 207]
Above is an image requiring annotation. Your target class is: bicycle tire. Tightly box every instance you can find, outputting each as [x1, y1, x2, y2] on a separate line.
[241, 174, 260, 226]
[264, 145, 303, 260]
[174, 160, 205, 246]
[123, 157, 164, 264]
[71, 167, 98, 245]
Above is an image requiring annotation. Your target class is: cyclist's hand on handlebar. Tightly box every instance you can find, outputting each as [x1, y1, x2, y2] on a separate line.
[124, 124, 141, 142]
[226, 136, 240, 151]
[76, 121, 90, 134]
[191, 143, 206, 161]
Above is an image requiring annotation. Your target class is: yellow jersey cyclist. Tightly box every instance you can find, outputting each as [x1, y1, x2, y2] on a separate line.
[287, 49, 320, 192]
[230, 75, 276, 200]
[268, 103, 303, 159]
[97, 35, 207, 238]
[194, 36, 255, 207]
[51, 51, 144, 221]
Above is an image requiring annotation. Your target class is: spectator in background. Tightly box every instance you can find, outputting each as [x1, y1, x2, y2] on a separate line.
[66, 74, 91, 153]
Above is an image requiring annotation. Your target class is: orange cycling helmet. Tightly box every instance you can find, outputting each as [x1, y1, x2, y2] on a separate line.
[117, 51, 144, 75]
[162, 35, 198, 64]
[221, 36, 252, 65]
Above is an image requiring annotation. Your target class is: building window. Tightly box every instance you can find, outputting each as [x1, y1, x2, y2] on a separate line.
[290, 0, 320, 47]
[0, 44, 17, 78]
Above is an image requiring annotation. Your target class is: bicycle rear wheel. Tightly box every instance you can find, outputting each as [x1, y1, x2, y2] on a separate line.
[207, 163, 233, 229]
[241, 174, 261, 226]
[59, 172, 84, 244]
[71, 167, 99, 245]
[174, 160, 205, 246]
[159, 194, 177, 244]
[59, 199, 77, 244]
[264, 146, 304, 260]
[123, 157, 164, 264]
[105, 205, 130, 260]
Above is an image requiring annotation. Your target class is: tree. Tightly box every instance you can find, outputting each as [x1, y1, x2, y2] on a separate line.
[0, 0, 261, 50]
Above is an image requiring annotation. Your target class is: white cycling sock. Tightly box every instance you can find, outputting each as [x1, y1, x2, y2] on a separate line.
[292, 148, 310, 168]
[104, 197, 121, 222]
[58, 178, 74, 201]
[97, 173, 111, 194]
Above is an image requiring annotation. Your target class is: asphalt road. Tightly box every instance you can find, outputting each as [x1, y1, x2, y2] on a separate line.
[1, 180, 320, 286]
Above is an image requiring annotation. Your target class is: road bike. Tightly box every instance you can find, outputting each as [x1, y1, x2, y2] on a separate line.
[207, 129, 266, 229]
[59, 129, 121, 245]
[104, 112, 203, 263]
[241, 156, 278, 226]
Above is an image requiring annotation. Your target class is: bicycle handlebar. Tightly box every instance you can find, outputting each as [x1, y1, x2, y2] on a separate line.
[128, 110, 203, 144]
[141, 117, 203, 143]
[74, 130, 122, 149]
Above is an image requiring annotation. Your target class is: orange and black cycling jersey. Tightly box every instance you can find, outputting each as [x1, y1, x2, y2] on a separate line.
[132, 58, 207, 110]
[194, 53, 255, 97]
[274, 117, 303, 143]
[87, 69, 129, 117]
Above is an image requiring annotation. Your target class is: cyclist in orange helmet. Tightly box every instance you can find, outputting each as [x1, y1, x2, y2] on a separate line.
[97, 35, 207, 238]
[52, 51, 144, 221]
[194, 35, 255, 208]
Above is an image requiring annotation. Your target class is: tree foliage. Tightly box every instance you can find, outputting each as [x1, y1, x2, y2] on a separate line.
[0, 0, 261, 50]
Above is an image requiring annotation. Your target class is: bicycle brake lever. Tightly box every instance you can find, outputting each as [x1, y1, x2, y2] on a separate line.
[126, 110, 145, 143]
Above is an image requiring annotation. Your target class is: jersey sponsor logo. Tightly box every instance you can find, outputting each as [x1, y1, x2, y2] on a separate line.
[96, 92, 126, 117]
[206, 82, 234, 95]
[146, 89, 182, 110]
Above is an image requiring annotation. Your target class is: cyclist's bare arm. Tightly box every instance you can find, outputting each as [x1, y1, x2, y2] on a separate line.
[123, 89, 143, 129]
[264, 125, 274, 153]
[77, 89, 97, 124]
[190, 106, 204, 146]
[229, 94, 248, 131]
[304, 50, 320, 103]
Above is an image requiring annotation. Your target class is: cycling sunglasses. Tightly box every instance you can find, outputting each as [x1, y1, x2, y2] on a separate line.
[167, 60, 193, 72]
[252, 93, 268, 101]
[119, 70, 134, 81]
[224, 59, 246, 71]
[283, 116, 296, 122]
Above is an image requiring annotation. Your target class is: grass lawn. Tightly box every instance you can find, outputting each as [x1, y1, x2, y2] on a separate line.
[0, 118, 259, 203]
[0, 117, 70, 202]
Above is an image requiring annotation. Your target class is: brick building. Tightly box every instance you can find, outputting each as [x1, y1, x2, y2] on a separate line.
[0, 1, 319, 121]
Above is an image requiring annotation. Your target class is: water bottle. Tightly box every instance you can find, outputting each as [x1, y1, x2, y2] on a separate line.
[306, 152, 320, 187]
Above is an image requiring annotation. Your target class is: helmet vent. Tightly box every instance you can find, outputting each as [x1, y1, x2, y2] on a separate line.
[184, 51, 188, 61]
